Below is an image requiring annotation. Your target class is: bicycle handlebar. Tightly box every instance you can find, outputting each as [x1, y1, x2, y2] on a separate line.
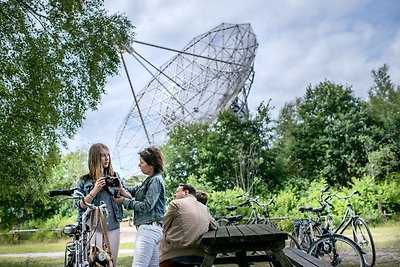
[48, 188, 99, 210]
[239, 199, 251, 207]
[322, 186, 331, 193]
[333, 190, 361, 200]
[49, 188, 77, 197]
[237, 194, 260, 206]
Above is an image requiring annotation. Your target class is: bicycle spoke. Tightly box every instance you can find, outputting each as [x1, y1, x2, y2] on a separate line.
[308, 234, 365, 267]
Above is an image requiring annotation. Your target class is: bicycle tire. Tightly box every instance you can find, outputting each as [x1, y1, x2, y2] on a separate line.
[287, 232, 301, 249]
[64, 243, 75, 267]
[292, 220, 323, 251]
[352, 217, 376, 267]
[307, 234, 365, 266]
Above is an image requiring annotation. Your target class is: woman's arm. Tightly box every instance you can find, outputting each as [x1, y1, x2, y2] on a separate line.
[79, 177, 105, 209]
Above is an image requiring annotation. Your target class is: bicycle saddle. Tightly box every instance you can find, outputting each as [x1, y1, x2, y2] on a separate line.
[225, 206, 238, 212]
[227, 215, 243, 223]
[299, 206, 313, 212]
[311, 206, 325, 213]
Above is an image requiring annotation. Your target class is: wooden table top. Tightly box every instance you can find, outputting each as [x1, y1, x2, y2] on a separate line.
[200, 224, 292, 267]
[202, 223, 288, 246]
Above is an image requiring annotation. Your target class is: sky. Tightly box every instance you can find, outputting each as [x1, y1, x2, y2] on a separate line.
[65, 0, 400, 176]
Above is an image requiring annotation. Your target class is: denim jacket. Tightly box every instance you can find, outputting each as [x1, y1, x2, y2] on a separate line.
[75, 173, 127, 223]
[123, 172, 166, 226]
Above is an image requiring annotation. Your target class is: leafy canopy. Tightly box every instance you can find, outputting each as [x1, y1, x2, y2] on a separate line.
[275, 81, 370, 185]
[163, 102, 277, 194]
[0, 0, 134, 228]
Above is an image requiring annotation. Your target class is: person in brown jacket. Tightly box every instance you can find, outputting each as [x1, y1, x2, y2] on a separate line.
[159, 184, 217, 267]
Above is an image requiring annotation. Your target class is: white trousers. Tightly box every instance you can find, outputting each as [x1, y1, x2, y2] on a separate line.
[93, 228, 121, 267]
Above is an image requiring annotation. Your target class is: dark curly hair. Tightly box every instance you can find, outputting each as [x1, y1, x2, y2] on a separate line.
[139, 146, 164, 173]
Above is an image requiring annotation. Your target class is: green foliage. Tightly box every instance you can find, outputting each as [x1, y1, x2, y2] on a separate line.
[43, 151, 87, 222]
[207, 187, 246, 216]
[207, 176, 400, 231]
[0, 0, 134, 229]
[163, 122, 211, 193]
[275, 81, 371, 186]
[365, 64, 400, 180]
[164, 102, 277, 193]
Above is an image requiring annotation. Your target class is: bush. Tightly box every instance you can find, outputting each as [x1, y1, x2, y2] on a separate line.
[206, 175, 400, 229]
[0, 212, 77, 244]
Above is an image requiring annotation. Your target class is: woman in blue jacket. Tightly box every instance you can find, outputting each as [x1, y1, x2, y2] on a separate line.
[115, 146, 166, 267]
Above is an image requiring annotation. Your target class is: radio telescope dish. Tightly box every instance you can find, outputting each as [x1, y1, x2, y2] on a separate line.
[115, 23, 258, 174]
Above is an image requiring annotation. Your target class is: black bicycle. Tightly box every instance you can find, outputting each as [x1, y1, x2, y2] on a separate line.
[296, 189, 365, 266]
[332, 190, 376, 267]
[237, 194, 300, 248]
[214, 205, 243, 227]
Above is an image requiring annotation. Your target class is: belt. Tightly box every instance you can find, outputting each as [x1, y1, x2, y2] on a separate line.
[136, 221, 163, 229]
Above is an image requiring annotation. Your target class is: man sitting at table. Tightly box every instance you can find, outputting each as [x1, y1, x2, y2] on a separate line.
[160, 184, 217, 267]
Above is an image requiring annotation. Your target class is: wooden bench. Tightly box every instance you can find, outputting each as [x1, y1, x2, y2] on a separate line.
[201, 224, 293, 267]
[283, 247, 330, 267]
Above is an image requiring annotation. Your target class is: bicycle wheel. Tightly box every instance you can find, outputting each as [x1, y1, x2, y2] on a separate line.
[308, 234, 365, 266]
[352, 218, 375, 267]
[64, 243, 75, 267]
[292, 219, 322, 251]
[287, 233, 301, 249]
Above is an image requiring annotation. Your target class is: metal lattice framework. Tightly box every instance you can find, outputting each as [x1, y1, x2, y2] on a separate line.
[115, 23, 258, 173]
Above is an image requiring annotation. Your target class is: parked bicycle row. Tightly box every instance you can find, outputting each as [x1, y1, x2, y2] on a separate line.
[212, 187, 376, 267]
[291, 186, 375, 267]
[213, 194, 300, 248]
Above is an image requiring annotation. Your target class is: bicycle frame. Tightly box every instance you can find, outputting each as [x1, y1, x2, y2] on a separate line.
[50, 189, 107, 267]
[334, 203, 355, 235]
[241, 196, 263, 224]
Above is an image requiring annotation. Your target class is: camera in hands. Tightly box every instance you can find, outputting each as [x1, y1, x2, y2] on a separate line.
[104, 176, 119, 187]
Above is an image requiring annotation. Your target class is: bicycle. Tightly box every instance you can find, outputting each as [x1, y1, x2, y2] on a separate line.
[291, 187, 330, 251]
[299, 189, 365, 266]
[236, 194, 265, 224]
[214, 205, 243, 227]
[332, 190, 376, 267]
[237, 194, 300, 248]
[49, 188, 112, 267]
[291, 205, 324, 251]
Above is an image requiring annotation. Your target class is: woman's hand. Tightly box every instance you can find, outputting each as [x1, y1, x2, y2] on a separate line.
[114, 196, 124, 205]
[93, 177, 105, 193]
[116, 178, 132, 199]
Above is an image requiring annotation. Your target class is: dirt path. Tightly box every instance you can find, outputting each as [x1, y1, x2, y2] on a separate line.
[374, 247, 400, 266]
[120, 225, 136, 244]
[0, 226, 136, 258]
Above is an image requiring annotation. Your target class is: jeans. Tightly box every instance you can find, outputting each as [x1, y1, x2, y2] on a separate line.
[133, 224, 163, 267]
[160, 256, 204, 267]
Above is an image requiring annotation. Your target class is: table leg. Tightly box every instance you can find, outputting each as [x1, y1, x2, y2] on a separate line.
[201, 253, 217, 267]
[236, 251, 250, 267]
[270, 249, 293, 267]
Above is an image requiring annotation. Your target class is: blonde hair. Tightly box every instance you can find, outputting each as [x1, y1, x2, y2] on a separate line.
[87, 143, 114, 182]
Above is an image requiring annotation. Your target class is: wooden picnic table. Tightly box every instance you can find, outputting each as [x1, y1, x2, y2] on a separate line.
[200, 224, 293, 267]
